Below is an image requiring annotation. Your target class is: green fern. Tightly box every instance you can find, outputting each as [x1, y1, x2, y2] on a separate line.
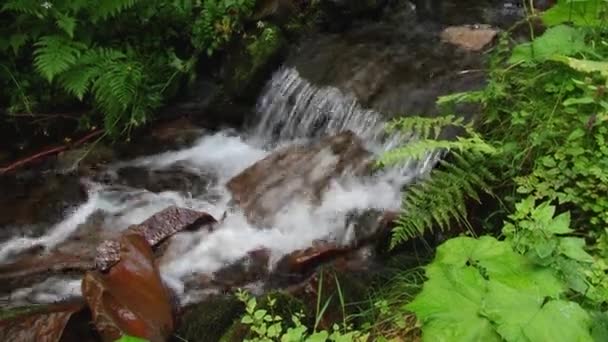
[1, 0, 43, 16]
[33, 35, 86, 82]
[58, 48, 126, 99]
[92, 0, 142, 22]
[378, 116, 497, 247]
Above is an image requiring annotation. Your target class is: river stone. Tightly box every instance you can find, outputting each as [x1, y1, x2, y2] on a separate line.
[82, 234, 174, 342]
[227, 131, 372, 227]
[0, 300, 96, 342]
[440, 24, 498, 51]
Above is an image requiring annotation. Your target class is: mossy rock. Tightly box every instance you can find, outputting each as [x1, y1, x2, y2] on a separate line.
[222, 23, 286, 100]
[0, 305, 46, 321]
[173, 295, 245, 342]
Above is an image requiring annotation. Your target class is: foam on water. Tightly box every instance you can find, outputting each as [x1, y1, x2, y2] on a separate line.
[0, 67, 436, 305]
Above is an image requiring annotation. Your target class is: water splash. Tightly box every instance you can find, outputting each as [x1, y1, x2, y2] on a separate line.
[0, 67, 437, 305]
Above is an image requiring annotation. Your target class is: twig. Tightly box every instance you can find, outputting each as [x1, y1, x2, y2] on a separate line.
[0, 129, 103, 175]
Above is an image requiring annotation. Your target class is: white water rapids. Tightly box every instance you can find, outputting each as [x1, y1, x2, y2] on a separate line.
[0, 68, 437, 305]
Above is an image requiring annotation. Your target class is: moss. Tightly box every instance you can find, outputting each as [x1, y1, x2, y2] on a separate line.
[173, 295, 244, 342]
[223, 23, 286, 99]
[0, 305, 44, 321]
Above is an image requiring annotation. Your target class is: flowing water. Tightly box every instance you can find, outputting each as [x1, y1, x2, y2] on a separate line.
[0, 0, 523, 308]
[0, 67, 436, 306]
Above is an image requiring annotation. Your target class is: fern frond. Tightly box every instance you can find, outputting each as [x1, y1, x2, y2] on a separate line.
[92, 0, 141, 21]
[385, 115, 465, 138]
[2, 0, 42, 15]
[380, 115, 496, 248]
[55, 12, 77, 38]
[58, 48, 126, 99]
[33, 35, 86, 82]
[92, 59, 143, 116]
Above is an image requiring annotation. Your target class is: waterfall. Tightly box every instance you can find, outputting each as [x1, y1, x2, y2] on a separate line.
[252, 68, 407, 153]
[0, 66, 437, 306]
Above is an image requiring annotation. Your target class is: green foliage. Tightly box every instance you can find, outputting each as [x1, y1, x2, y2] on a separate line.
[115, 335, 148, 342]
[503, 198, 608, 305]
[192, 0, 256, 56]
[0, 0, 259, 137]
[378, 116, 497, 247]
[508, 24, 587, 63]
[542, 0, 607, 27]
[407, 236, 599, 342]
[235, 290, 369, 342]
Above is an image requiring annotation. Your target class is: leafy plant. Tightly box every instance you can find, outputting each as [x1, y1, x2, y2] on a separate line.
[408, 235, 601, 342]
[378, 115, 497, 246]
[235, 290, 369, 342]
[0, 0, 258, 137]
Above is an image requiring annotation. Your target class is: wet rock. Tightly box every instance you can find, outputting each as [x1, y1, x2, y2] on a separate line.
[0, 174, 86, 229]
[0, 253, 93, 294]
[82, 234, 174, 342]
[148, 117, 204, 146]
[0, 301, 97, 342]
[0, 207, 216, 295]
[316, 0, 390, 32]
[174, 295, 244, 342]
[345, 208, 399, 244]
[110, 165, 214, 196]
[95, 206, 217, 271]
[55, 143, 115, 174]
[222, 23, 286, 101]
[276, 241, 351, 277]
[227, 131, 372, 226]
[440, 25, 499, 51]
[212, 248, 271, 288]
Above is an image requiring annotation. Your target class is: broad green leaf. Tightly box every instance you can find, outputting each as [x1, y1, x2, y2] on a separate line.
[546, 212, 573, 234]
[590, 311, 608, 342]
[481, 280, 547, 342]
[407, 265, 499, 342]
[542, 0, 605, 27]
[306, 331, 329, 342]
[509, 25, 586, 64]
[559, 237, 594, 262]
[115, 335, 148, 342]
[523, 300, 593, 342]
[552, 55, 608, 78]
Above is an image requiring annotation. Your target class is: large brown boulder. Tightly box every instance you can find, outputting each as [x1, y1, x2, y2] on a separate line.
[82, 234, 174, 342]
[227, 131, 372, 227]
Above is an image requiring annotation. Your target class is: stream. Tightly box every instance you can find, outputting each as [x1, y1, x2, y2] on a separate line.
[0, 0, 524, 334]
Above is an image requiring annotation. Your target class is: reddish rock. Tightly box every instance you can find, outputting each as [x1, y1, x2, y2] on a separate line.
[0, 207, 216, 295]
[278, 241, 351, 276]
[227, 131, 372, 226]
[0, 301, 95, 342]
[96, 206, 217, 271]
[440, 25, 498, 51]
[82, 234, 174, 342]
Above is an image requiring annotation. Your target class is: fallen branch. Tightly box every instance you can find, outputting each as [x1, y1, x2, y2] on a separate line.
[0, 129, 103, 175]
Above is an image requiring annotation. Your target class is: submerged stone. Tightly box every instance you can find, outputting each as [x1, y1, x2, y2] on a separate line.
[227, 131, 372, 227]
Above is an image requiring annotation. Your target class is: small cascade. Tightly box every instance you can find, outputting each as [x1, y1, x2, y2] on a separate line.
[252, 68, 408, 153]
[0, 66, 439, 306]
